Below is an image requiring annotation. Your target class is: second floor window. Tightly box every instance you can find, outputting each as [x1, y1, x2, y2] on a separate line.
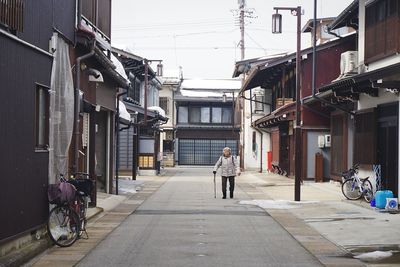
[160, 97, 169, 115]
[178, 105, 232, 124]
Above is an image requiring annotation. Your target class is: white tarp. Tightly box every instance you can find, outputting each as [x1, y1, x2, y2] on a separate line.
[148, 106, 166, 118]
[48, 33, 74, 183]
[119, 100, 131, 123]
[111, 53, 130, 85]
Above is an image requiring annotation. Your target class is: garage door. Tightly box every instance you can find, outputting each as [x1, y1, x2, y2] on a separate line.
[178, 139, 238, 165]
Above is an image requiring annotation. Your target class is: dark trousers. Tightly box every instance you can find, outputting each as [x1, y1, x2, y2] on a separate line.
[222, 176, 235, 197]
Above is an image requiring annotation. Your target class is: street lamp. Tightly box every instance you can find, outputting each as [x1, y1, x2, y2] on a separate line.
[272, 6, 302, 201]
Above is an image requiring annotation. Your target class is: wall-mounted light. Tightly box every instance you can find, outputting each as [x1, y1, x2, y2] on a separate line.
[222, 93, 227, 103]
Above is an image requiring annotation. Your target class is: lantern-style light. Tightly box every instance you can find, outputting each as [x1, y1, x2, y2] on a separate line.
[156, 62, 163, 76]
[272, 12, 282, 34]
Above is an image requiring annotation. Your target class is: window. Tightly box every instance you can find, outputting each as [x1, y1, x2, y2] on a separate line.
[178, 106, 188, 123]
[35, 85, 50, 150]
[212, 107, 222, 123]
[127, 76, 141, 104]
[0, 0, 24, 33]
[189, 107, 201, 123]
[252, 131, 257, 153]
[254, 95, 264, 112]
[365, 0, 400, 62]
[159, 97, 169, 115]
[222, 108, 231, 124]
[201, 107, 210, 123]
[138, 155, 154, 168]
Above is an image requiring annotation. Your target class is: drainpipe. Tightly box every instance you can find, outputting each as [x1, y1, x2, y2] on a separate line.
[74, 41, 96, 174]
[144, 59, 149, 125]
[311, 0, 355, 116]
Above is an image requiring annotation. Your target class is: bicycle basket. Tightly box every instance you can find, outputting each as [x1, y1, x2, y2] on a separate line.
[67, 179, 93, 196]
[47, 182, 77, 205]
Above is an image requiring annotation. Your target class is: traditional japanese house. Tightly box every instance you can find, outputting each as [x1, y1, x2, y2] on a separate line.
[315, 0, 400, 196]
[240, 31, 357, 180]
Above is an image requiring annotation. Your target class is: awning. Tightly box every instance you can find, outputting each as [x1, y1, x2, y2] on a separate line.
[254, 102, 296, 128]
[148, 106, 168, 123]
[318, 62, 400, 97]
[119, 100, 131, 125]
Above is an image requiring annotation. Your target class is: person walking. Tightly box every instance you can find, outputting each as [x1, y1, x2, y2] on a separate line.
[213, 147, 240, 199]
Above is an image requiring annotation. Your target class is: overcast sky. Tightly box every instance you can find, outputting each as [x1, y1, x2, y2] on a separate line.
[111, 0, 353, 79]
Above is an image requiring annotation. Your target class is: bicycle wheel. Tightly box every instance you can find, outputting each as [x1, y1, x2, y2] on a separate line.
[362, 179, 373, 203]
[47, 206, 80, 247]
[341, 179, 362, 200]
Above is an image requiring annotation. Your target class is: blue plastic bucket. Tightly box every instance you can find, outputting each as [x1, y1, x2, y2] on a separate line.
[375, 190, 394, 209]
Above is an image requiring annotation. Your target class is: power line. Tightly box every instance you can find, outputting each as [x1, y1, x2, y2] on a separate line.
[112, 29, 237, 40]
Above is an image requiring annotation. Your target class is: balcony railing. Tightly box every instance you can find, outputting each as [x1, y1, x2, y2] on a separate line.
[0, 0, 24, 32]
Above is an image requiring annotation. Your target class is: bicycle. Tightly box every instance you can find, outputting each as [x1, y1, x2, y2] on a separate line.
[341, 164, 374, 203]
[47, 173, 93, 247]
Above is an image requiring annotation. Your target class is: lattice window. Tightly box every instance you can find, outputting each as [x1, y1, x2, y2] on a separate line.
[0, 0, 24, 33]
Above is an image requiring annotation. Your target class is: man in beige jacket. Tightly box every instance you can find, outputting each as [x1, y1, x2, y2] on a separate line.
[213, 147, 241, 199]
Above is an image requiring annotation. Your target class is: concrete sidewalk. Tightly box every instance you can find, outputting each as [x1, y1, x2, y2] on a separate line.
[23, 173, 172, 267]
[237, 171, 400, 266]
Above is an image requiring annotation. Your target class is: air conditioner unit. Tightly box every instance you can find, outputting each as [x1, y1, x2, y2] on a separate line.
[340, 51, 358, 75]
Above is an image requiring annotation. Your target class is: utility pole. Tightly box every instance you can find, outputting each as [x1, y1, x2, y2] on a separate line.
[233, 0, 256, 170]
[239, 0, 245, 60]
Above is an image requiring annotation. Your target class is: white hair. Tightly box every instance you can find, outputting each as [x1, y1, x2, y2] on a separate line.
[223, 147, 231, 155]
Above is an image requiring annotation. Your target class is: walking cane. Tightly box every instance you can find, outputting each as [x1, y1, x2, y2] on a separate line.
[213, 173, 216, 198]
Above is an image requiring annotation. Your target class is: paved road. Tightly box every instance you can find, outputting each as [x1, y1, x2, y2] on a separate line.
[77, 167, 322, 267]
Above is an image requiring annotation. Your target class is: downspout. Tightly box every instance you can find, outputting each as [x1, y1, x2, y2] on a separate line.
[74, 40, 96, 174]
[311, 0, 355, 116]
[144, 59, 148, 125]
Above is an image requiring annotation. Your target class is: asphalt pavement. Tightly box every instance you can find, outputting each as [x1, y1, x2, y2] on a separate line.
[28, 167, 399, 267]
[77, 167, 322, 267]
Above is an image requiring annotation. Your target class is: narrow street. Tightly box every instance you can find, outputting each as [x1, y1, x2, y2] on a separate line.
[76, 167, 321, 267]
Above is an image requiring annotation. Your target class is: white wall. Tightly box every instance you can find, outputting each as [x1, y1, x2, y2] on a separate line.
[242, 89, 271, 171]
[358, 89, 399, 110]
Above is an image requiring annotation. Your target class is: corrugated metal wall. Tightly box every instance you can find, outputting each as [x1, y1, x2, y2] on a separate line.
[0, 35, 53, 241]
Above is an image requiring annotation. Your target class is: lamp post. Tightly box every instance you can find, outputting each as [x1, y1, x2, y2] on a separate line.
[272, 6, 302, 201]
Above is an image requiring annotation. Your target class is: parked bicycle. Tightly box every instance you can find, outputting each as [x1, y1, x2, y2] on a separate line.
[341, 164, 374, 203]
[47, 173, 93, 247]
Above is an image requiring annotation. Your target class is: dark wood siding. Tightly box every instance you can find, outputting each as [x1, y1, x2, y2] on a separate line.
[17, 0, 53, 51]
[302, 35, 356, 98]
[330, 113, 347, 179]
[353, 109, 377, 165]
[0, 35, 53, 241]
[365, 0, 400, 63]
[53, 0, 76, 43]
[81, 0, 111, 38]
